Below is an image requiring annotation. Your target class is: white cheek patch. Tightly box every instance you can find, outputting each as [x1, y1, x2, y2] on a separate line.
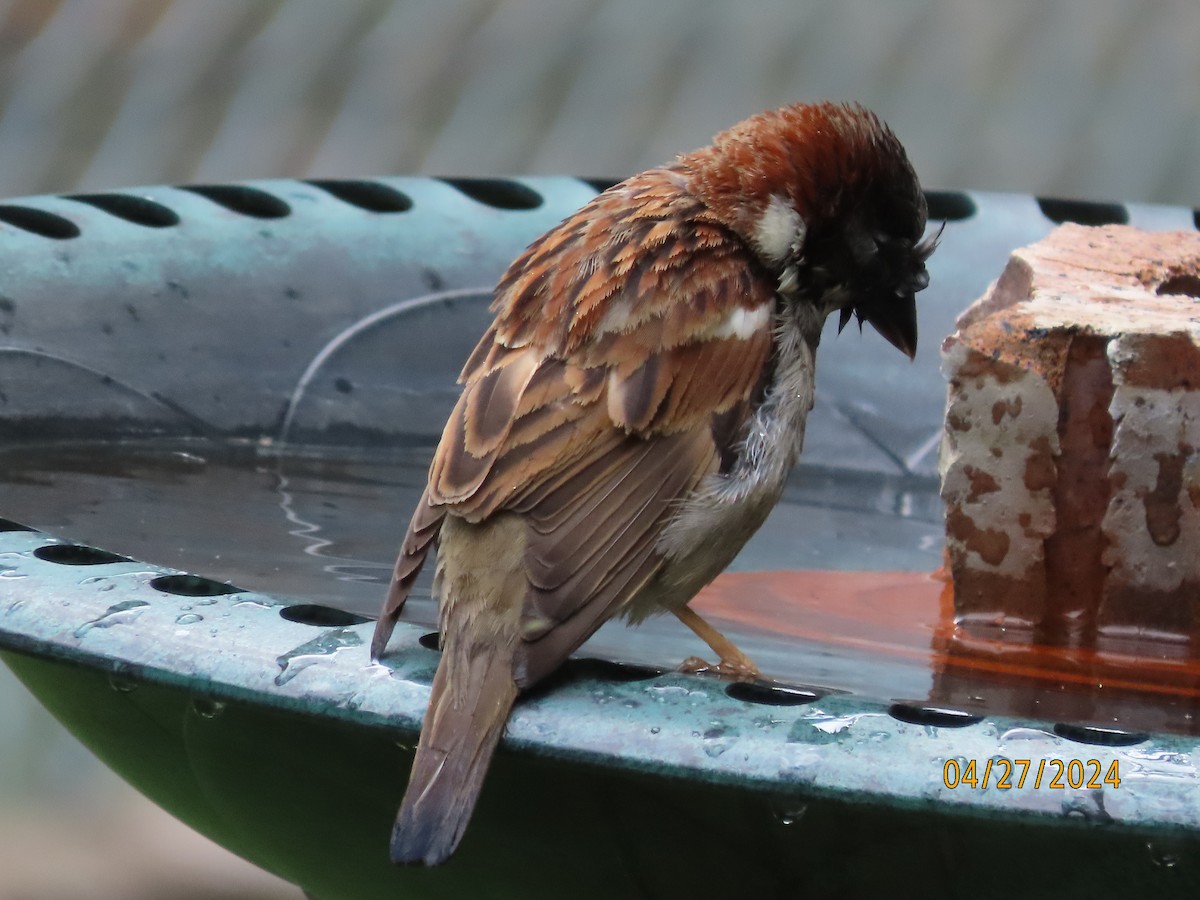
[713, 304, 771, 340]
[753, 194, 804, 266]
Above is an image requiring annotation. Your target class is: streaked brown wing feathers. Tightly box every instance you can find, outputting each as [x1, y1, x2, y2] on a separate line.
[430, 350, 538, 504]
[515, 430, 717, 686]
[370, 490, 444, 659]
[523, 431, 716, 597]
[383, 167, 777, 677]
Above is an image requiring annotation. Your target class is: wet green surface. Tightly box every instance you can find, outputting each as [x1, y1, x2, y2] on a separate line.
[7, 651, 1200, 900]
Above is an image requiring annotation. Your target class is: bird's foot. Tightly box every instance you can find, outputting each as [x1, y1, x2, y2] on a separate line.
[678, 654, 760, 682]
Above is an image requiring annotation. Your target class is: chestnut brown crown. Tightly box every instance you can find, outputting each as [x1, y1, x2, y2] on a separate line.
[680, 101, 935, 356]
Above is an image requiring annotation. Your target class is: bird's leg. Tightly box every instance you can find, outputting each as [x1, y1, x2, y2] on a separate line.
[673, 605, 760, 681]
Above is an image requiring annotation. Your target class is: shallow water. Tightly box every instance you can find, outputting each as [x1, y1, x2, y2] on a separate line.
[3, 438, 1197, 735]
[0, 438, 940, 683]
[0, 436, 945, 599]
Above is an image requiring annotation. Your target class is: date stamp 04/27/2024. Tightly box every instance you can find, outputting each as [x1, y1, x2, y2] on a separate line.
[943, 758, 1122, 791]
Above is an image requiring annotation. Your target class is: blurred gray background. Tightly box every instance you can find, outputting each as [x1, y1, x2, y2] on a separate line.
[1, 1, 1197, 898]
[0, 0, 1196, 205]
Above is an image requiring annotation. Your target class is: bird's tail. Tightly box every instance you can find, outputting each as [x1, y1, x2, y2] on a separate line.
[389, 626, 519, 866]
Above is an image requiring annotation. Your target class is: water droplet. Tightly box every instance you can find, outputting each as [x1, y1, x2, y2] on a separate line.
[813, 712, 880, 734]
[752, 715, 785, 731]
[772, 802, 808, 826]
[75, 599, 150, 637]
[233, 598, 271, 610]
[700, 721, 739, 758]
[790, 710, 885, 744]
[1121, 747, 1197, 782]
[194, 597, 219, 607]
[649, 726, 661, 735]
[646, 684, 688, 698]
[1000, 727, 1056, 743]
[0, 565, 26, 579]
[644, 683, 708, 704]
[1062, 789, 1112, 823]
[79, 569, 157, 583]
[192, 698, 226, 719]
[175, 613, 203, 625]
[1147, 840, 1184, 870]
[107, 674, 137, 693]
[275, 627, 363, 686]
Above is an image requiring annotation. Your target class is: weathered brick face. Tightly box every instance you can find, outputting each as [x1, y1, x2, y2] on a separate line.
[939, 224, 1200, 649]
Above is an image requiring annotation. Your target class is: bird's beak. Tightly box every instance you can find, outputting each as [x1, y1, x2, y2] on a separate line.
[863, 292, 918, 359]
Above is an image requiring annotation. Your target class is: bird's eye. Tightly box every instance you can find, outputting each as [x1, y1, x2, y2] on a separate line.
[848, 228, 879, 263]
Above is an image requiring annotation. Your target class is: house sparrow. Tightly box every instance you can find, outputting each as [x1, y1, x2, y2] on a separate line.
[371, 100, 936, 865]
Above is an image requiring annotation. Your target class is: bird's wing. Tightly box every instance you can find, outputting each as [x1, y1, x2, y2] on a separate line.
[372, 170, 777, 681]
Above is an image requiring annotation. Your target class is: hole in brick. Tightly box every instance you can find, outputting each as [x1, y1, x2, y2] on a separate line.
[1053, 722, 1147, 747]
[66, 193, 180, 228]
[1036, 197, 1128, 226]
[279, 604, 370, 626]
[726, 681, 820, 706]
[1157, 274, 1200, 298]
[888, 703, 982, 728]
[150, 574, 241, 596]
[438, 178, 543, 210]
[34, 544, 131, 565]
[306, 179, 413, 213]
[179, 184, 291, 219]
[924, 190, 976, 221]
[0, 205, 80, 239]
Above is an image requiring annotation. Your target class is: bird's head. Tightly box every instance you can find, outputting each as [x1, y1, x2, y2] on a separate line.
[681, 101, 937, 358]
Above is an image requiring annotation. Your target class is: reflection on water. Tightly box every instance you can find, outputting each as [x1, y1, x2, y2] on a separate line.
[2, 438, 1197, 735]
[1, 439, 421, 617]
[0, 437, 943, 618]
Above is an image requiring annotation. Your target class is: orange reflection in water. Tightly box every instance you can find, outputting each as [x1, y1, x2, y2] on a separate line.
[692, 569, 1200, 736]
